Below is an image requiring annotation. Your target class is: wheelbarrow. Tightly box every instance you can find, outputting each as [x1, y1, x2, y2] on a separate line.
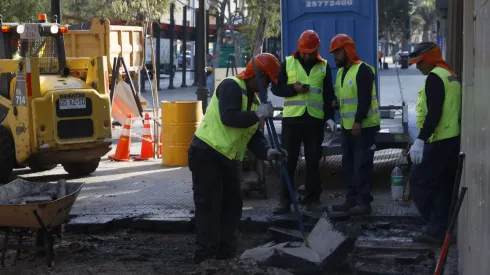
[0, 178, 84, 267]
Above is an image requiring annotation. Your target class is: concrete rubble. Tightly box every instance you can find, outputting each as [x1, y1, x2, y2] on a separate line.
[240, 212, 355, 274]
[193, 258, 294, 275]
[4, 179, 68, 205]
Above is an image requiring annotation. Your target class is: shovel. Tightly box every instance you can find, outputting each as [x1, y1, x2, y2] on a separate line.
[252, 59, 310, 248]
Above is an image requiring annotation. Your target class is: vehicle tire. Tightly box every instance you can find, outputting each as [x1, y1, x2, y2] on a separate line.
[0, 126, 15, 183]
[62, 158, 100, 177]
[29, 164, 58, 172]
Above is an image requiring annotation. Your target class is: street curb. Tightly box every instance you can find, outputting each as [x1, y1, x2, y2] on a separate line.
[65, 213, 423, 234]
[65, 216, 272, 234]
[64, 211, 321, 234]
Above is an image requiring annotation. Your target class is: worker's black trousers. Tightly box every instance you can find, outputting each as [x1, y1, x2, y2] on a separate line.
[280, 123, 324, 204]
[188, 145, 242, 251]
[409, 137, 460, 240]
[342, 131, 376, 205]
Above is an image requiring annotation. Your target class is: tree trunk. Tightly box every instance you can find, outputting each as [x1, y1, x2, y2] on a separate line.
[422, 24, 430, 42]
[401, 38, 409, 51]
[234, 34, 243, 67]
[252, 10, 266, 56]
[213, 0, 228, 69]
[227, 1, 242, 67]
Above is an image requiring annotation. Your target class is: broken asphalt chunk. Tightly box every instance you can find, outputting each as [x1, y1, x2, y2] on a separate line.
[241, 212, 355, 274]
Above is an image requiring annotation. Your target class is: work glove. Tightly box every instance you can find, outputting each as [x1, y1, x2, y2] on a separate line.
[255, 103, 274, 119]
[323, 119, 337, 147]
[408, 139, 424, 165]
[267, 148, 288, 162]
[326, 119, 337, 133]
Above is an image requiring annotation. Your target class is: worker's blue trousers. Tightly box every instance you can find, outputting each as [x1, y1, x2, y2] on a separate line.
[409, 136, 460, 240]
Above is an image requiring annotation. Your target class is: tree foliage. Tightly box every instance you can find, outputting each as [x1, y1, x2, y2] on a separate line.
[111, 0, 172, 22]
[240, 0, 280, 55]
[0, 0, 49, 23]
[62, 0, 113, 23]
[1, 0, 172, 24]
[412, 0, 436, 41]
[378, 0, 414, 43]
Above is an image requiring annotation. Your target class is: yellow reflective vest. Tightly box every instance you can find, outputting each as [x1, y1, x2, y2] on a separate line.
[283, 56, 326, 120]
[334, 62, 380, 130]
[416, 66, 461, 143]
[194, 76, 260, 161]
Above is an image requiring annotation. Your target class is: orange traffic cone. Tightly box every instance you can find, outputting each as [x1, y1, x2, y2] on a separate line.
[134, 113, 154, 161]
[109, 114, 132, 161]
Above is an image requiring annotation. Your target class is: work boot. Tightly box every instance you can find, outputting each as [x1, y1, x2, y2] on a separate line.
[272, 202, 291, 215]
[331, 201, 356, 212]
[215, 242, 237, 260]
[411, 233, 444, 245]
[193, 246, 216, 264]
[303, 201, 324, 212]
[349, 203, 372, 215]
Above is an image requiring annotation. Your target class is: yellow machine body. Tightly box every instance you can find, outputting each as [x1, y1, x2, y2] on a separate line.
[0, 57, 112, 168]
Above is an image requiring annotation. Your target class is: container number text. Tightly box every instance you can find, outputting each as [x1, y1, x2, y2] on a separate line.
[305, 0, 353, 8]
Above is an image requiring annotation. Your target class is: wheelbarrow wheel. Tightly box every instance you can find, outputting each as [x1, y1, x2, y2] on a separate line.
[62, 158, 100, 177]
[0, 126, 15, 183]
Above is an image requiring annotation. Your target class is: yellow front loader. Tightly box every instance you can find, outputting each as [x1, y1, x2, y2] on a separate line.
[0, 15, 112, 182]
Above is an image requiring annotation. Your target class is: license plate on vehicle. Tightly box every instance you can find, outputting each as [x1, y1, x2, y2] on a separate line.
[59, 98, 86, 110]
[20, 24, 41, 41]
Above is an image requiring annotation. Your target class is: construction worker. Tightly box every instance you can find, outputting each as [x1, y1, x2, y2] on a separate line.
[11, 39, 22, 60]
[378, 50, 383, 69]
[407, 42, 461, 244]
[271, 30, 337, 214]
[188, 53, 287, 263]
[329, 34, 381, 215]
[206, 53, 214, 93]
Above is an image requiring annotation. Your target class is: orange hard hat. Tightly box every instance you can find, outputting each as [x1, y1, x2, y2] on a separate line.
[239, 53, 281, 84]
[298, 30, 321, 53]
[329, 34, 355, 53]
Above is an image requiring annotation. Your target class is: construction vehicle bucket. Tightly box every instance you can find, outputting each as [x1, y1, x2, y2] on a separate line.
[111, 81, 142, 125]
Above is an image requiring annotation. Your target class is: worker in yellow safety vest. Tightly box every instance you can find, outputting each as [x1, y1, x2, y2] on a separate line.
[11, 39, 22, 60]
[407, 42, 461, 245]
[329, 34, 381, 215]
[188, 53, 287, 264]
[271, 30, 337, 214]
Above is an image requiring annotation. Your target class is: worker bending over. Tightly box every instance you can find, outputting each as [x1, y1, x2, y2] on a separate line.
[408, 42, 461, 244]
[188, 53, 287, 263]
[271, 30, 337, 214]
[329, 34, 381, 215]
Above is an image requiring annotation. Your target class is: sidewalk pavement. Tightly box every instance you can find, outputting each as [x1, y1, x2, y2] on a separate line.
[16, 147, 419, 234]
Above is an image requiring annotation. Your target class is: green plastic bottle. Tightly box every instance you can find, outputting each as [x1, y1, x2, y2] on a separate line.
[391, 166, 404, 200]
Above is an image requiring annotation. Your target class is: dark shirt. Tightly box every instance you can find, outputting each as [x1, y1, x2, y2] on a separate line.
[190, 79, 270, 161]
[340, 62, 380, 135]
[417, 72, 445, 142]
[271, 54, 336, 125]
